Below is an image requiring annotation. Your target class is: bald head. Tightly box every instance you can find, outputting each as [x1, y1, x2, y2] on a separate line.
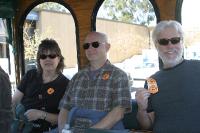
[83, 31, 110, 67]
[84, 31, 108, 44]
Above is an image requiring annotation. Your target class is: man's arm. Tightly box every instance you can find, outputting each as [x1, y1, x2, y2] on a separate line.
[137, 110, 154, 129]
[135, 88, 154, 129]
[58, 108, 69, 133]
[91, 105, 125, 129]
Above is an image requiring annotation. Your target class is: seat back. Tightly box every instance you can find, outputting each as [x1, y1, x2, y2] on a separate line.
[122, 99, 141, 130]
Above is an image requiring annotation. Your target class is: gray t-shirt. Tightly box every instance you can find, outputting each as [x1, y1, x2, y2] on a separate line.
[146, 60, 200, 133]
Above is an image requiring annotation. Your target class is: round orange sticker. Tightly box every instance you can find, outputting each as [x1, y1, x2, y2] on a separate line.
[47, 88, 55, 95]
[147, 78, 156, 84]
[102, 72, 110, 80]
[147, 78, 159, 94]
[148, 84, 158, 94]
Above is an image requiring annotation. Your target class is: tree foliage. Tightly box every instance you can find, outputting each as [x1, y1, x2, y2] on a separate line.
[23, 22, 39, 61]
[102, 0, 155, 25]
[24, 2, 67, 61]
[35, 2, 68, 13]
[23, 22, 55, 61]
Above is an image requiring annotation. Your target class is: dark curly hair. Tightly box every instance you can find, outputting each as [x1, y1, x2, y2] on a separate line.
[36, 38, 65, 73]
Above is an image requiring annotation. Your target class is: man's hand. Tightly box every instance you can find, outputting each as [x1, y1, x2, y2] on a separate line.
[135, 88, 151, 111]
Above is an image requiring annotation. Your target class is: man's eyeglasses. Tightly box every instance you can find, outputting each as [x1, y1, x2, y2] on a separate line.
[157, 37, 181, 46]
[83, 41, 100, 50]
[39, 54, 58, 59]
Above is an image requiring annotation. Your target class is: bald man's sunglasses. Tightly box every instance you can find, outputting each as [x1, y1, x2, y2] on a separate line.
[83, 41, 100, 50]
[158, 37, 181, 46]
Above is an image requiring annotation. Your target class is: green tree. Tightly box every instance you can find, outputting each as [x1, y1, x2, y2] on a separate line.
[102, 0, 155, 26]
[24, 2, 68, 61]
[23, 23, 55, 61]
[35, 2, 68, 13]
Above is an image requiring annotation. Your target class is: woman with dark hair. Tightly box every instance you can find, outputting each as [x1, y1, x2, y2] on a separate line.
[12, 38, 69, 133]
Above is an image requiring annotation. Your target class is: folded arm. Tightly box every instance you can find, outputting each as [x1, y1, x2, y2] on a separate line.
[24, 109, 58, 124]
[91, 105, 125, 129]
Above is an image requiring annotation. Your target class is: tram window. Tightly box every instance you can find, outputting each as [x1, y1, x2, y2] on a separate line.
[0, 18, 7, 58]
[97, 0, 157, 98]
[23, 2, 78, 79]
[182, 0, 200, 60]
[0, 18, 16, 90]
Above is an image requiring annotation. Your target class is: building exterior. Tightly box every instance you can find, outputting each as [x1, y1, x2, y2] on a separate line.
[25, 10, 150, 69]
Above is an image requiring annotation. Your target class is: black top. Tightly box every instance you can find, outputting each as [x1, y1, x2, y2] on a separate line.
[18, 69, 69, 133]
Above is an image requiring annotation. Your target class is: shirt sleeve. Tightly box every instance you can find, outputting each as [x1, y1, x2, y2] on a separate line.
[17, 69, 37, 93]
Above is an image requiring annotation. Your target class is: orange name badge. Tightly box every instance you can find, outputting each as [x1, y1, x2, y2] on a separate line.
[147, 78, 159, 94]
[47, 87, 55, 95]
[102, 72, 110, 80]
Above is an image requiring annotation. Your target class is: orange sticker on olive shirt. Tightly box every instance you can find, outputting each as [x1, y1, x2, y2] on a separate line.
[47, 88, 55, 95]
[147, 78, 159, 94]
[102, 72, 110, 80]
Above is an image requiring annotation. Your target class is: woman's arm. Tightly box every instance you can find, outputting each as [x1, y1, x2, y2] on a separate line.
[12, 89, 24, 108]
[24, 109, 58, 124]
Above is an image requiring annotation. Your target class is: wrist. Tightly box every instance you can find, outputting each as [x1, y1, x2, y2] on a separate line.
[138, 107, 147, 112]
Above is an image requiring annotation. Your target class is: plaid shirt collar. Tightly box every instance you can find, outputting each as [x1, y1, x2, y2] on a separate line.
[83, 60, 112, 72]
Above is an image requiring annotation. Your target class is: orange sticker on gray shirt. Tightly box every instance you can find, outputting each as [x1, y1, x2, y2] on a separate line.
[147, 78, 159, 94]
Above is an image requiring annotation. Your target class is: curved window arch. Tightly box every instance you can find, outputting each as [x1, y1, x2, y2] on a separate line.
[94, 0, 157, 98]
[21, 2, 78, 79]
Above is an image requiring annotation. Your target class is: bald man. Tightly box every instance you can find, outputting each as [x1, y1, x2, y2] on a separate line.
[58, 32, 131, 133]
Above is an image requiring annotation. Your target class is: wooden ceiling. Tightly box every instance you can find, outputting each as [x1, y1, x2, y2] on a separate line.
[0, 0, 183, 82]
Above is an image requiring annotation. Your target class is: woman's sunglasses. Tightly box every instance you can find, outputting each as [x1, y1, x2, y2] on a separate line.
[83, 41, 100, 50]
[39, 54, 58, 59]
[157, 37, 181, 46]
